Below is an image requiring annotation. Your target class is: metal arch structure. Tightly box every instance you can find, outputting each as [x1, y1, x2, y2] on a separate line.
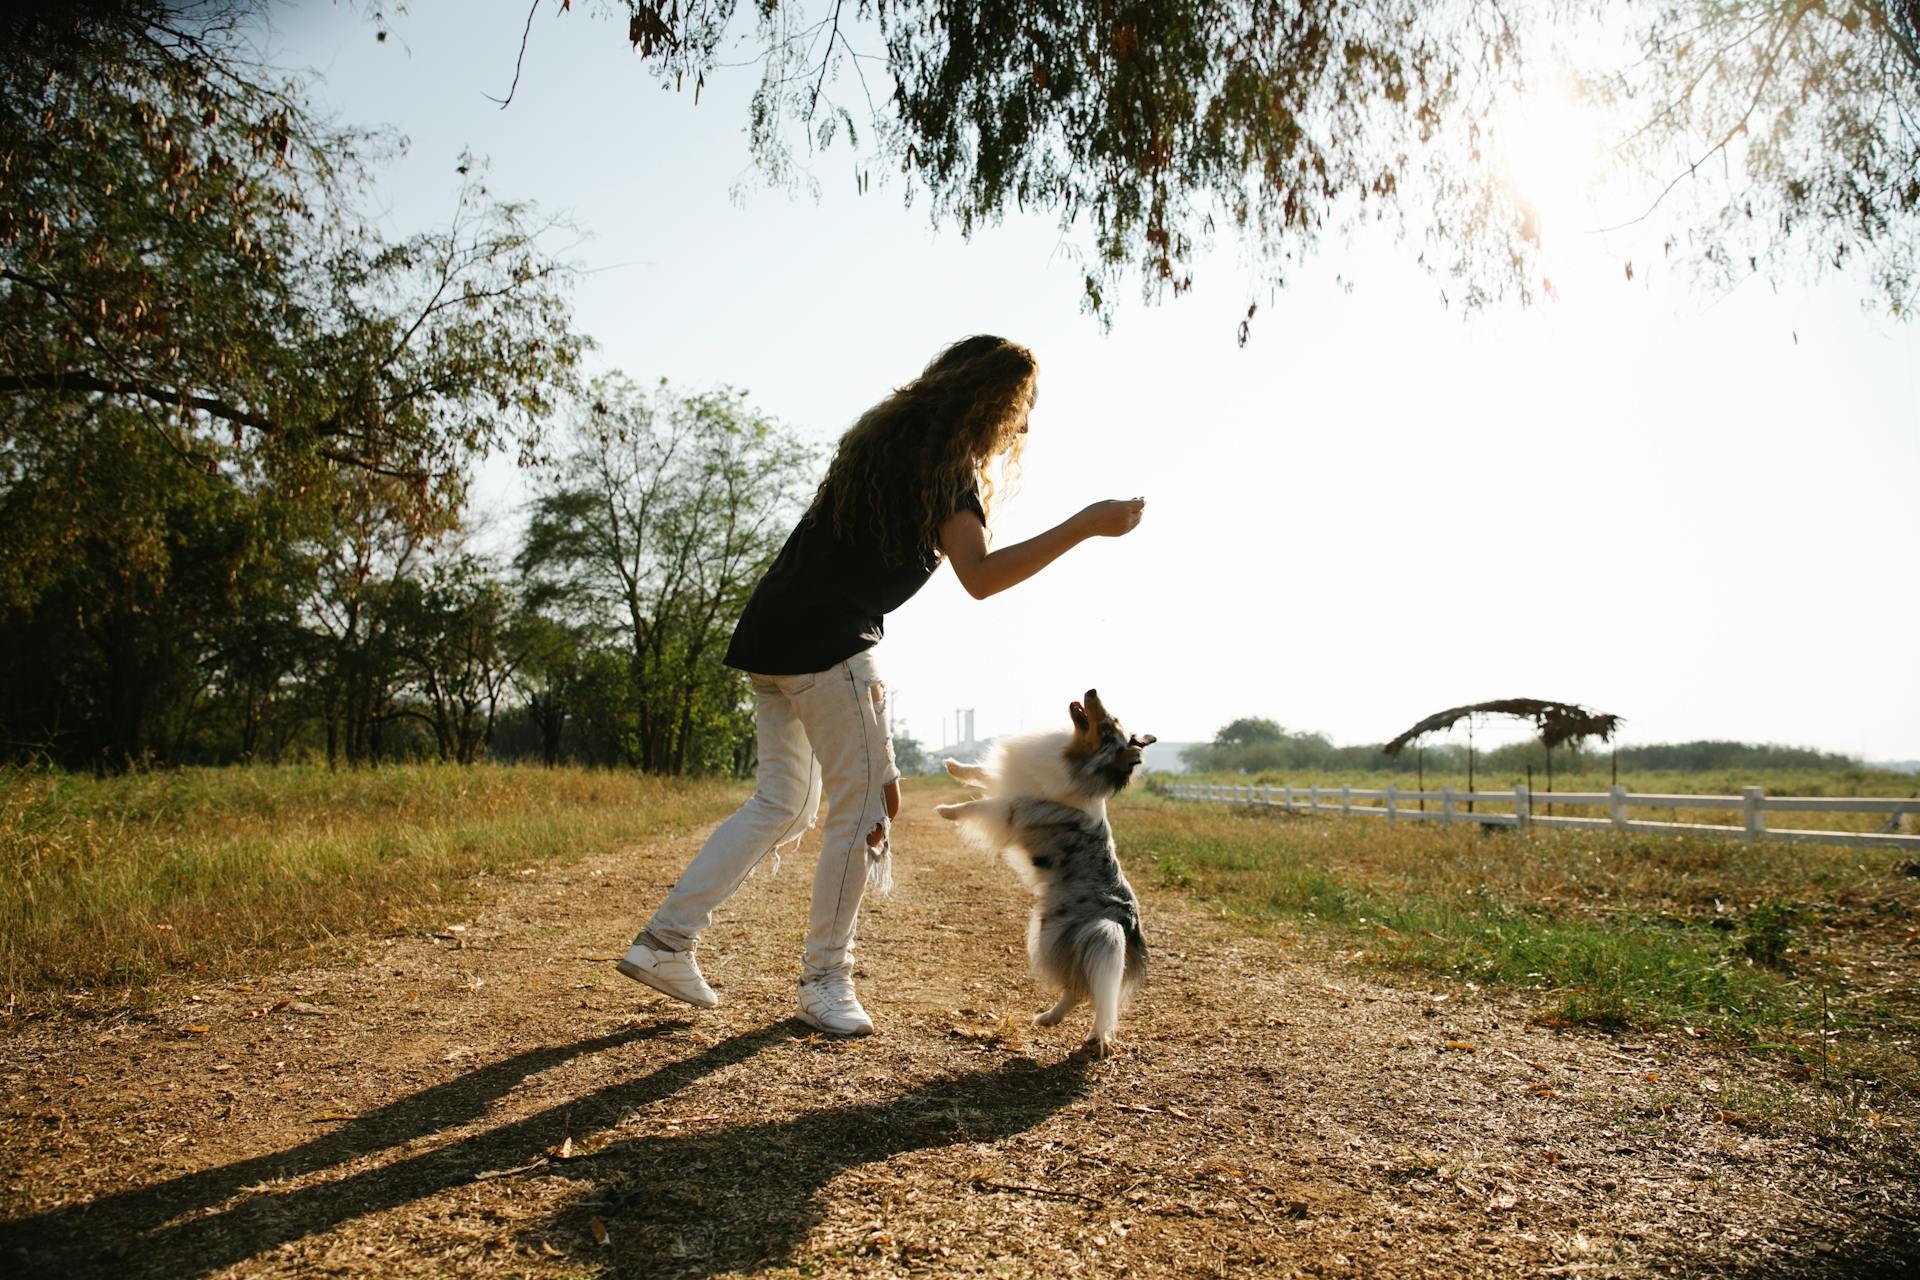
[1380, 699, 1622, 759]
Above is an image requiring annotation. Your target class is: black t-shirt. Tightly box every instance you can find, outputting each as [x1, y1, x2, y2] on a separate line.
[724, 488, 986, 675]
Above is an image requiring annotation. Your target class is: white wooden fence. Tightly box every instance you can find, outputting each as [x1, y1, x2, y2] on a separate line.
[1167, 782, 1920, 852]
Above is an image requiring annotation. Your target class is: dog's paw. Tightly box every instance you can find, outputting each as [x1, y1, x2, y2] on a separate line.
[943, 758, 989, 787]
[1033, 1007, 1065, 1027]
[1076, 1033, 1118, 1059]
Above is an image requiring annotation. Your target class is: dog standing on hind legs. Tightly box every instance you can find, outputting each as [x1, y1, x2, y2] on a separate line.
[936, 689, 1156, 1055]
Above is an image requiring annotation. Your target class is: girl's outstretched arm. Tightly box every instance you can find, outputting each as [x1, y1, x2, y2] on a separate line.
[940, 497, 1145, 600]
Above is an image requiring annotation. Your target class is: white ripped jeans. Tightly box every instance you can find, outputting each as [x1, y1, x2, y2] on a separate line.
[640, 649, 899, 980]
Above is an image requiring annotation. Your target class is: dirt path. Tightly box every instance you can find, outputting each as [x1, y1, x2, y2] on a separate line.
[3, 793, 1916, 1278]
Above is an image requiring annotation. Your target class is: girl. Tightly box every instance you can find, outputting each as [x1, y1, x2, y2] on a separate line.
[618, 335, 1146, 1035]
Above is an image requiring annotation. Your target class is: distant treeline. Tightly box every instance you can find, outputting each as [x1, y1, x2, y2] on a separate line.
[1182, 719, 1861, 776]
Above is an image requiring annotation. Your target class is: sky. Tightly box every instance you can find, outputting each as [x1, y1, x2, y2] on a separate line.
[267, 1, 1920, 762]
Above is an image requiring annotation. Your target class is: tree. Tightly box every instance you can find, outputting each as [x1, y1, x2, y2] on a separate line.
[504, 610, 598, 766]
[1212, 716, 1286, 748]
[519, 377, 817, 774]
[892, 728, 929, 776]
[301, 472, 436, 767]
[1187, 715, 1336, 773]
[3, 2, 585, 532]
[0, 403, 311, 769]
[391, 553, 521, 764]
[1, 3, 589, 769]
[582, 1, 1919, 323]
[1588, 2, 1920, 314]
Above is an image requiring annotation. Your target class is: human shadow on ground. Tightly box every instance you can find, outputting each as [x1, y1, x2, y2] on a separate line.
[2, 1021, 1090, 1278]
[525, 1049, 1093, 1278]
[0, 1017, 695, 1276]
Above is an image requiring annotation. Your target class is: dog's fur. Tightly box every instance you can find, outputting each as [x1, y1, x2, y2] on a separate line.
[935, 689, 1156, 1055]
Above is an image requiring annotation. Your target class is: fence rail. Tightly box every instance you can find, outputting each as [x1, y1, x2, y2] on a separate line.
[1166, 782, 1920, 852]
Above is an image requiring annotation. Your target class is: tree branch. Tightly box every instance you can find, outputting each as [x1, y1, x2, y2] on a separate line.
[0, 369, 278, 434]
[486, 0, 543, 108]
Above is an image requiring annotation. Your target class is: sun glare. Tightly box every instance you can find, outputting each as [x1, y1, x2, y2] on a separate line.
[1494, 73, 1603, 256]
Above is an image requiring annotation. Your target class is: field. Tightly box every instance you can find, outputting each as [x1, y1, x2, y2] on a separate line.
[3, 766, 1917, 1276]
[0, 765, 745, 1005]
[1117, 784, 1920, 1103]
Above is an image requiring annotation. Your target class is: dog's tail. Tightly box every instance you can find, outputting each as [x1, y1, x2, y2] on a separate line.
[1048, 916, 1145, 1005]
[1060, 918, 1142, 1051]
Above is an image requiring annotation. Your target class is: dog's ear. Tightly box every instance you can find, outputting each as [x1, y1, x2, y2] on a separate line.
[1128, 733, 1158, 748]
[1069, 700, 1090, 731]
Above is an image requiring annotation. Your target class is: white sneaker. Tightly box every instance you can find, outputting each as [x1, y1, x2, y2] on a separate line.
[795, 972, 874, 1036]
[616, 940, 718, 1009]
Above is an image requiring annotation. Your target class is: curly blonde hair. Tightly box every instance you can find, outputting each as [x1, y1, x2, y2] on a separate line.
[808, 335, 1036, 565]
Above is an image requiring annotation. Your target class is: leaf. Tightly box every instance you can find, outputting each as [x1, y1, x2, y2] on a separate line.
[1443, 1041, 1476, 1053]
[287, 1001, 329, 1016]
[547, 1135, 574, 1160]
[589, 1216, 609, 1246]
[184, 1026, 211, 1035]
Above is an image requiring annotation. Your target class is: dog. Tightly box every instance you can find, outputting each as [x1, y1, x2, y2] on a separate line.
[935, 689, 1156, 1055]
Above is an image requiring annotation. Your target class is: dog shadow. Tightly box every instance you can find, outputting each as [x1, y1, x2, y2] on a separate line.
[0, 1020, 1089, 1278]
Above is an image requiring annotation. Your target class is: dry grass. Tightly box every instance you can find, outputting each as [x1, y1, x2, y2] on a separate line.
[0, 764, 744, 1005]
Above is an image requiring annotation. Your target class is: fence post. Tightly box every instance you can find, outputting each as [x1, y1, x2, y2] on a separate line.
[1342, 784, 1352, 815]
[1263, 783, 1274, 809]
[1309, 784, 1320, 812]
[1743, 786, 1766, 842]
[1283, 784, 1294, 812]
[1441, 786, 1455, 826]
[1515, 784, 1530, 833]
[1386, 785, 1397, 828]
[1609, 784, 1630, 833]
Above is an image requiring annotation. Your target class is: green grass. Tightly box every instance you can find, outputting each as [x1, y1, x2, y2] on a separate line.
[0, 763, 746, 1004]
[1115, 789, 1920, 1088]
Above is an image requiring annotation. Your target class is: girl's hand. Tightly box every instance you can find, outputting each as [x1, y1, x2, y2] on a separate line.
[1077, 497, 1146, 538]
[868, 779, 900, 848]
